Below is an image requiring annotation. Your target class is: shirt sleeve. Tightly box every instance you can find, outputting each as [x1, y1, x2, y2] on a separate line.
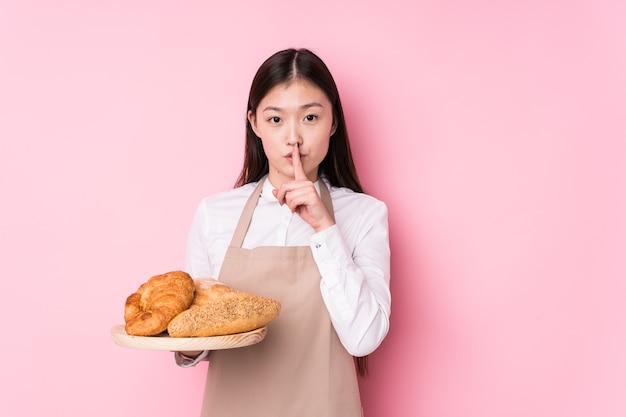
[310, 199, 391, 357]
[175, 203, 213, 368]
[184, 201, 214, 279]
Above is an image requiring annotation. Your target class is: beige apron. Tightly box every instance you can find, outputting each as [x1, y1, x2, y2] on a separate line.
[200, 177, 362, 417]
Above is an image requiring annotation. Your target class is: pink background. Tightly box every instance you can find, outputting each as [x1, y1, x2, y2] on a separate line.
[1, 1, 625, 416]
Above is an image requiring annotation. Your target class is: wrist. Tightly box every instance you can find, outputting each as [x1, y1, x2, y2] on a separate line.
[179, 350, 203, 358]
[314, 220, 335, 233]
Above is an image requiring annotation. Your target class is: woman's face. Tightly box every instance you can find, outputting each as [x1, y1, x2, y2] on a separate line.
[248, 79, 336, 188]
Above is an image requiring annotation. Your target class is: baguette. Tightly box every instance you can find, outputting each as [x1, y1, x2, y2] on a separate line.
[167, 278, 281, 337]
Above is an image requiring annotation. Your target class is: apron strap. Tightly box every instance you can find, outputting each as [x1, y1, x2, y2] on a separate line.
[229, 178, 265, 248]
[229, 176, 335, 249]
[318, 177, 335, 222]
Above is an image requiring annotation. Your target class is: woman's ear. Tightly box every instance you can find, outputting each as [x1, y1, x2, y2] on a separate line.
[248, 110, 261, 138]
[330, 119, 338, 137]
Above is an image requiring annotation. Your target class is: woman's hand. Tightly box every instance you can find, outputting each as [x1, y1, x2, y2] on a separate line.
[272, 145, 335, 233]
[178, 350, 203, 358]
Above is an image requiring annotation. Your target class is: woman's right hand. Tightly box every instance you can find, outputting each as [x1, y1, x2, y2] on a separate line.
[272, 144, 335, 233]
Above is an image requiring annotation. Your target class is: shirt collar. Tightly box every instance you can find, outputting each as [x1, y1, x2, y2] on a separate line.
[260, 177, 322, 202]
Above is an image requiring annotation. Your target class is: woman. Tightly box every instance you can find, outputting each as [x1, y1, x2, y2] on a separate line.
[177, 48, 391, 417]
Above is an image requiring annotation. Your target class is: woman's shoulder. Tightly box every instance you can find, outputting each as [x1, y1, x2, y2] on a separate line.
[326, 181, 388, 213]
[196, 182, 257, 211]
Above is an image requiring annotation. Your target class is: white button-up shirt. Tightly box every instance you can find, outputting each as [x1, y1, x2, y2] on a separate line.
[184, 177, 391, 358]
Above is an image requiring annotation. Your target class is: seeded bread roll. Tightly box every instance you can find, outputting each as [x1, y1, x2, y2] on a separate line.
[124, 271, 195, 336]
[167, 278, 281, 337]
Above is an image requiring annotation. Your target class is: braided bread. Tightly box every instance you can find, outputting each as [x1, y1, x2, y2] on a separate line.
[167, 278, 281, 337]
[124, 271, 195, 336]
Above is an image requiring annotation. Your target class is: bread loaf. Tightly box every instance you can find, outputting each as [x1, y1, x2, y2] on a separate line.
[167, 278, 281, 337]
[124, 271, 195, 336]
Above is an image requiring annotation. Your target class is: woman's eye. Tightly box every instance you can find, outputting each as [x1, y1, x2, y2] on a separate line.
[304, 115, 317, 122]
[268, 116, 281, 124]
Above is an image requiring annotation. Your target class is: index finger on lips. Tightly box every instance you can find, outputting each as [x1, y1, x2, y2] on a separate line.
[292, 144, 307, 181]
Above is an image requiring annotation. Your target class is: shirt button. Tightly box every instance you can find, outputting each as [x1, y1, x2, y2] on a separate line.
[315, 243, 322, 249]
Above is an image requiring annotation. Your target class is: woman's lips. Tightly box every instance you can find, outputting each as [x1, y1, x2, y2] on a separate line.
[285, 152, 305, 161]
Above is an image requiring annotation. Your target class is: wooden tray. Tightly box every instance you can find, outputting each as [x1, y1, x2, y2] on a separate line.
[110, 324, 267, 351]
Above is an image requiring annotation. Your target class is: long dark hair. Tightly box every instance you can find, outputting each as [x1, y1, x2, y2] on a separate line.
[235, 49, 369, 376]
[235, 48, 363, 194]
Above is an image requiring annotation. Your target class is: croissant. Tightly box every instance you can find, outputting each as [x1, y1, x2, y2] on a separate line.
[167, 278, 281, 337]
[124, 271, 195, 336]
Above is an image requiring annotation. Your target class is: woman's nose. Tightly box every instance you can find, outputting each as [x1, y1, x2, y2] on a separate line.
[286, 123, 302, 146]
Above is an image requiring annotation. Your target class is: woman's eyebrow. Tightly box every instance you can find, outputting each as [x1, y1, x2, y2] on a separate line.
[301, 102, 324, 109]
[261, 102, 325, 112]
